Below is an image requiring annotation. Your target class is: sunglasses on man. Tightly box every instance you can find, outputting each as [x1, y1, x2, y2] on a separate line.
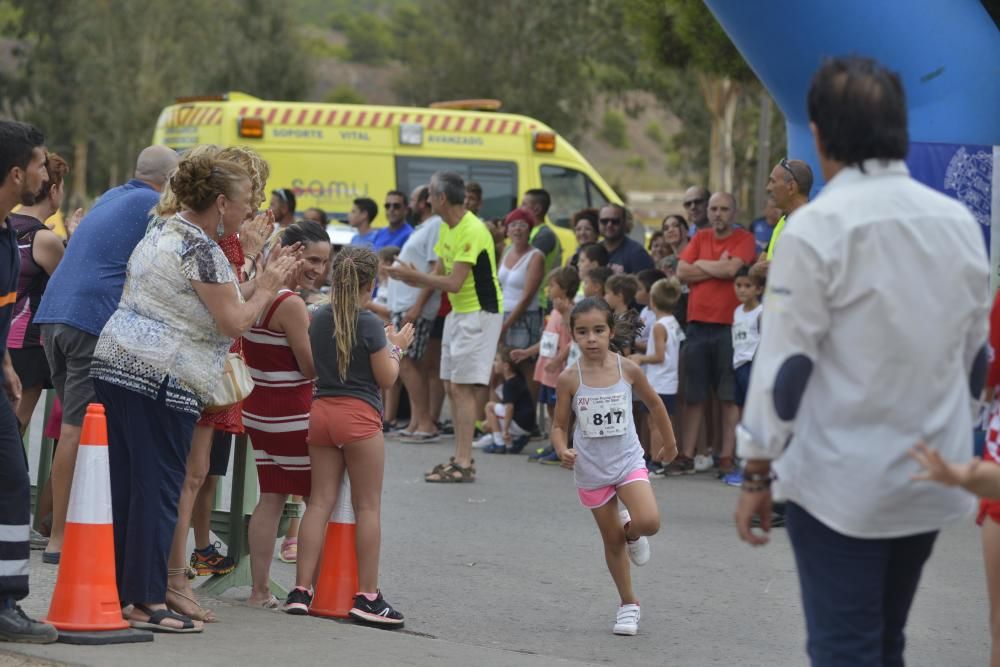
[384, 202, 405, 210]
[682, 198, 706, 209]
[780, 158, 802, 187]
[599, 217, 623, 226]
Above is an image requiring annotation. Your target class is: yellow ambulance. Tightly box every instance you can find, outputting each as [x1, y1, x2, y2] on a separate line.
[152, 92, 621, 257]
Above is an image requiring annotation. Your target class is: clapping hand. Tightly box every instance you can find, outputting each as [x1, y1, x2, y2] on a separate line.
[385, 261, 422, 287]
[386, 322, 415, 352]
[240, 210, 274, 259]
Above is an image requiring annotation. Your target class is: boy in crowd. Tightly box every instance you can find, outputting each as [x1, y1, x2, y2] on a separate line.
[723, 266, 764, 486]
[474, 347, 537, 454]
[584, 267, 613, 299]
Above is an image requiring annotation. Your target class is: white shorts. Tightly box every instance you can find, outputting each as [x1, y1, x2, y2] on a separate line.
[440, 310, 503, 385]
[493, 402, 529, 436]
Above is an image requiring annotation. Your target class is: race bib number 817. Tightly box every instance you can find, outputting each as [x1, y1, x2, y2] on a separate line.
[577, 392, 629, 438]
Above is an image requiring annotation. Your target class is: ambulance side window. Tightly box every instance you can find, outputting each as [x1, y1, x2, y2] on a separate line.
[395, 157, 517, 221]
[540, 165, 606, 229]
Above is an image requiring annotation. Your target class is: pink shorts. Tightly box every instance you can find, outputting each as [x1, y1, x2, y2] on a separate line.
[577, 468, 650, 509]
[308, 396, 383, 448]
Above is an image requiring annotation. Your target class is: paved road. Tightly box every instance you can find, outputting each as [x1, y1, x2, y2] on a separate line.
[5, 434, 991, 666]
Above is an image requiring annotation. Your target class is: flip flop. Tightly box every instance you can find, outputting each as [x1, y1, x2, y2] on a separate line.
[167, 586, 217, 623]
[400, 431, 440, 443]
[129, 604, 202, 634]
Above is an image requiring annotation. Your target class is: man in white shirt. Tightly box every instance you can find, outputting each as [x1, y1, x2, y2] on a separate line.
[733, 56, 990, 666]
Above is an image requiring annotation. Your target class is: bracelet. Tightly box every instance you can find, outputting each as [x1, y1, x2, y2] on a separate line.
[743, 471, 774, 483]
[246, 255, 258, 280]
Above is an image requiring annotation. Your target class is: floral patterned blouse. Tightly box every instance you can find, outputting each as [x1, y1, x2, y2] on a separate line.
[91, 214, 237, 416]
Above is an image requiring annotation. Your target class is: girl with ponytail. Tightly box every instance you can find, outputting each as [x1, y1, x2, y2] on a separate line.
[283, 245, 414, 627]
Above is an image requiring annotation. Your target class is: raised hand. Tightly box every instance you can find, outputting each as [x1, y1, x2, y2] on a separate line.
[386, 322, 415, 351]
[240, 210, 274, 259]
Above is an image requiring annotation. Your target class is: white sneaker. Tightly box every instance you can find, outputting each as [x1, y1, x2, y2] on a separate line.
[473, 434, 494, 449]
[613, 603, 640, 635]
[693, 454, 714, 473]
[619, 509, 650, 566]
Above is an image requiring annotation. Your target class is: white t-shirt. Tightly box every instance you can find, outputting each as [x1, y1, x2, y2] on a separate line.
[636, 306, 656, 347]
[643, 314, 683, 395]
[387, 216, 442, 319]
[732, 303, 762, 368]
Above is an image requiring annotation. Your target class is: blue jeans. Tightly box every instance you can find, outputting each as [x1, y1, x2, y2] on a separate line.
[785, 502, 937, 667]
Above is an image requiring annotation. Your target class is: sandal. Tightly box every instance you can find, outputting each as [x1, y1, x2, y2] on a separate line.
[245, 594, 280, 610]
[129, 604, 202, 634]
[279, 537, 298, 563]
[427, 457, 456, 476]
[166, 586, 217, 623]
[425, 460, 476, 483]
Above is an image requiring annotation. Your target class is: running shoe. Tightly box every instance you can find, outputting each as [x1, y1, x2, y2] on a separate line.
[528, 445, 554, 461]
[483, 443, 507, 454]
[663, 456, 695, 476]
[613, 603, 640, 636]
[645, 458, 664, 475]
[722, 469, 744, 487]
[190, 541, 236, 576]
[693, 454, 715, 473]
[620, 509, 650, 566]
[348, 591, 404, 628]
[538, 449, 562, 465]
[282, 586, 313, 615]
[473, 433, 495, 449]
[508, 435, 530, 454]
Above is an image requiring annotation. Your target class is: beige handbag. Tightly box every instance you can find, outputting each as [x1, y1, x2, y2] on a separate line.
[205, 352, 254, 412]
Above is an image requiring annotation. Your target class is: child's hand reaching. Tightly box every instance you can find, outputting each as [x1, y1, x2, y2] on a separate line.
[557, 448, 576, 470]
[909, 442, 978, 488]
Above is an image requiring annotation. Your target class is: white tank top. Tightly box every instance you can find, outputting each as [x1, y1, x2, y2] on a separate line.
[732, 303, 762, 368]
[643, 315, 684, 395]
[571, 354, 646, 489]
[498, 246, 542, 314]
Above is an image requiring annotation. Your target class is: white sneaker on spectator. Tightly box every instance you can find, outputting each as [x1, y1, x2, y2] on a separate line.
[473, 434, 494, 449]
[619, 509, 650, 566]
[693, 454, 714, 473]
[613, 603, 640, 635]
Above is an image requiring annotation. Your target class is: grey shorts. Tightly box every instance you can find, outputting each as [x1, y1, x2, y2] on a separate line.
[391, 313, 433, 361]
[41, 324, 98, 427]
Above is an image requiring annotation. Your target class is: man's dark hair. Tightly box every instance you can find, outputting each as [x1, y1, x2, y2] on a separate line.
[273, 187, 297, 213]
[0, 121, 45, 184]
[386, 190, 407, 202]
[354, 197, 378, 223]
[524, 188, 551, 216]
[807, 56, 908, 169]
[465, 181, 482, 197]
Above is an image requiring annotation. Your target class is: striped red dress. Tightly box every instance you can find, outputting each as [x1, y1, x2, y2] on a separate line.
[242, 289, 312, 495]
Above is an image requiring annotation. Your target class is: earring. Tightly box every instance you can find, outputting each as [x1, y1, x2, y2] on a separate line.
[216, 212, 225, 239]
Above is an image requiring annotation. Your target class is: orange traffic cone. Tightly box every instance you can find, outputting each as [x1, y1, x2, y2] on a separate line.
[309, 473, 358, 619]
[46, 404, 152, 644]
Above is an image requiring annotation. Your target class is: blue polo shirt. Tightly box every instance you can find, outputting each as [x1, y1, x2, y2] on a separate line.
[35, 179, 160, 336]
[606, 236, 655, 275]
[350, 229, 379, 248]
[372, 223, 413, 251]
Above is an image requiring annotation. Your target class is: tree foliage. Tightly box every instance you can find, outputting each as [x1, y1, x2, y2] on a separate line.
[6, 0, 309, 199]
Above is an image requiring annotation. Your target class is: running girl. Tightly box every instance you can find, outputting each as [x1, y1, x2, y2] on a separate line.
[283, 245, 413, 628]
[551, 297, 677, 636]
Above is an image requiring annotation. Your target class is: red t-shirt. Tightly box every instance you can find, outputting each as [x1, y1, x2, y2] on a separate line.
[679, 227, 757, 325]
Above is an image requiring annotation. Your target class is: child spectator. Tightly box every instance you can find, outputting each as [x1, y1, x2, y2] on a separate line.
[512, 267, 581, 463]
[633, 269, 666, 354]
[723, 266, 763, 487]
[584, 266, 614, 299]
[629, 278, 685, 471]
[604, 274, 641, 356]
[474, 347, 537, 454]
[576, 243, 610, 302]
[368, 246, 399, 323]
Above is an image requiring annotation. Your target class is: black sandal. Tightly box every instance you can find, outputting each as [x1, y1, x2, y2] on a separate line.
[129, 604, 202, 634]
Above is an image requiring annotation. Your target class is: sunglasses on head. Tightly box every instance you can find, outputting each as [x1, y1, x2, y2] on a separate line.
[780, 158, 801, 187]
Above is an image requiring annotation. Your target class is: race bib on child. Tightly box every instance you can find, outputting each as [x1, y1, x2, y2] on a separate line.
[539, 330, 559, 358]
[566, 342, 581, 368]
[576, 392, 629, 438]
[732, 320, 752, 346]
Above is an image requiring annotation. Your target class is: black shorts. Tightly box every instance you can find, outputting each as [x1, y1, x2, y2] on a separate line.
[208, 430, 234, 476]
[733, 362, 752, 407]
[41, 324, 98, 426]
[430, 315, 446, 340]
[9, 346, 52, 390]
[681, 322, 735, 404]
